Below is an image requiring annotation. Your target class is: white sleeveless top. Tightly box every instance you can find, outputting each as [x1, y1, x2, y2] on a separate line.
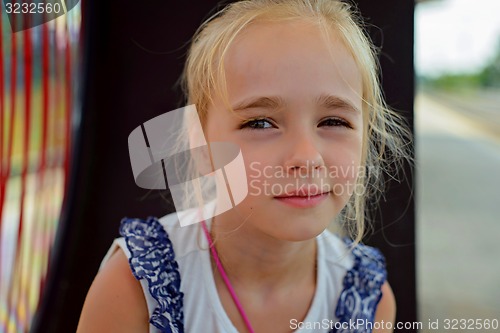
[100, 205, 386, 333]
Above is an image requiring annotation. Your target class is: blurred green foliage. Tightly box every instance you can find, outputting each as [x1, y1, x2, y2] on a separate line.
[421, 39, 500, 90]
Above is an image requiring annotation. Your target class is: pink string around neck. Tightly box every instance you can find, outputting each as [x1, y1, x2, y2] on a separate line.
[201, 220, 255, 333]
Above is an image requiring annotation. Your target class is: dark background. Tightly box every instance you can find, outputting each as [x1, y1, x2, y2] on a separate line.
[31, 0, 416, 332]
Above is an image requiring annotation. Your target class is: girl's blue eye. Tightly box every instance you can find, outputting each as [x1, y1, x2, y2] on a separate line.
[319, 117, 352, 128]
[240, 118, 275, 130]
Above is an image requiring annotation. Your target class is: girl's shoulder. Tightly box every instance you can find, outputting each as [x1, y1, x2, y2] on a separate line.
[118, 209, 202, 260]
[319, 229, 386, 276]
[77, 246, 150, 333]
[108, 209, 202, 333]
[320, 230, 388, 330]
[97, 207, 204, 333]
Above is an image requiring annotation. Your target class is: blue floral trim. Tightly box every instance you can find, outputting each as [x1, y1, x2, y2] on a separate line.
[120, 216, 184, 333]
[332, 239, 387, 333]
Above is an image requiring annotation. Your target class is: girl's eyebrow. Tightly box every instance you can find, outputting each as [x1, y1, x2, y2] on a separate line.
[231, 94, 360, 113]
[316, 94, 361, 114]
[232, 96, 285, 112]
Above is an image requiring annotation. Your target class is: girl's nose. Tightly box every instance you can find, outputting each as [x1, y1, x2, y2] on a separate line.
[283, 133, 325, 176]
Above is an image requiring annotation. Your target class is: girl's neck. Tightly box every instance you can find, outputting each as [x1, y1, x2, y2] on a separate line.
[208, 212, 317, 292]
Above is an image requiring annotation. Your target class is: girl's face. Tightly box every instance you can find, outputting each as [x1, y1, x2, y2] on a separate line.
[205, 20, 364, 241]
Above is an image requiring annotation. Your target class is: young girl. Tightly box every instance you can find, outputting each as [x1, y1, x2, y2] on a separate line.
[77, 0, 410, 332]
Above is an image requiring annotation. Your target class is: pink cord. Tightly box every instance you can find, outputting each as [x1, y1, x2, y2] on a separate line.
[201, 220, 255, 333]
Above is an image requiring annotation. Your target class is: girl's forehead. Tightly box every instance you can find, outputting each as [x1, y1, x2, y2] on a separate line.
[226, 20, 334, 62]
[221, 20, 363, 111]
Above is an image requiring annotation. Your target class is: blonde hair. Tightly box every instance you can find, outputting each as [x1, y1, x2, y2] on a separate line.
[178, 0, 412, 244]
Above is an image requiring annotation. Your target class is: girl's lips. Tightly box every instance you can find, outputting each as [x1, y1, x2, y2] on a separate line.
[274, 192, 330, 208]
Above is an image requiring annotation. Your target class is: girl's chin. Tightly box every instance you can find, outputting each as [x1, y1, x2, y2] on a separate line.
[225, 198, 338, 237]
[263, 220, 331, 242]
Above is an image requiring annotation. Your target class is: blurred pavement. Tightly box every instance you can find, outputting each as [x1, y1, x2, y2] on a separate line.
[416, 91, 500, 331]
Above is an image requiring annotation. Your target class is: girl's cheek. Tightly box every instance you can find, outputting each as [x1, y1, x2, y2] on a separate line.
[245, 160, 271, 198]
[327, 153, 363, 198]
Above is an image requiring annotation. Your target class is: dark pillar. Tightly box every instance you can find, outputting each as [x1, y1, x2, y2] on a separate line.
[356, 1, 417, 331]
